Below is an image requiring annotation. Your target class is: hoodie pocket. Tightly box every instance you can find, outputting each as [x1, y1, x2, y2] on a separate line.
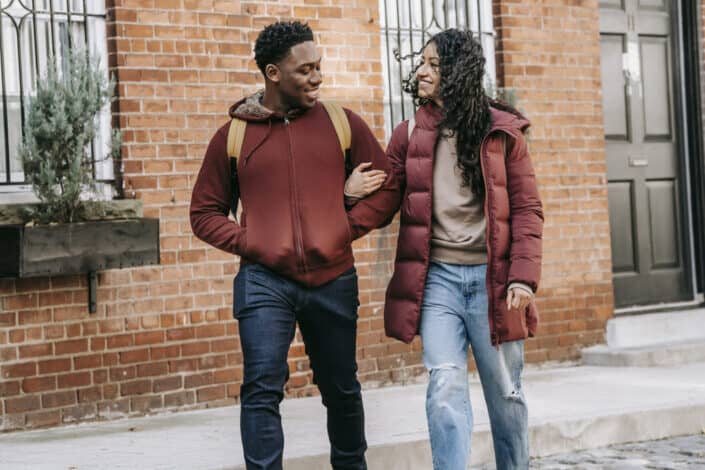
[303, 207, 353, 269]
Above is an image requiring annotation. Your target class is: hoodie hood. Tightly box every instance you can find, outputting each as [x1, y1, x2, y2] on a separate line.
[228, 90, 307, 122]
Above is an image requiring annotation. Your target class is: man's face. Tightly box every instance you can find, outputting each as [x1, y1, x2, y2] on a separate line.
[268, 41, 322, 110]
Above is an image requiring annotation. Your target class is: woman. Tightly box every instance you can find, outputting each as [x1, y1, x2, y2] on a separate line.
[349, 29, 543, 469]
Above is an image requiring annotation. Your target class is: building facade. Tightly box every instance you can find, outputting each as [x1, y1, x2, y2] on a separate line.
[0, 0, 703, 431]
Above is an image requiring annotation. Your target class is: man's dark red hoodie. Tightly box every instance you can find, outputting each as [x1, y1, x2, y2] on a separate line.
[190, 91, 399, 287]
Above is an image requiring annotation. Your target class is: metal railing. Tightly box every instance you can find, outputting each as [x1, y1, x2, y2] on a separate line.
[0, 0, 109, 187]
[379, 0, 496, 138]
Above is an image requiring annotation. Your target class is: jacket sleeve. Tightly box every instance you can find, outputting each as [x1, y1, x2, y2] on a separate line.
[189, 123, 247, 255]
[505, 131, 544, 292]
[344, 110, 403, 240]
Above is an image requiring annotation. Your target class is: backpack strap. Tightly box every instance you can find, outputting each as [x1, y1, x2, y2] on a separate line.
[321, 101, 351, 158]
[226, 102, 351, 162]
[226, 117, 247, 162]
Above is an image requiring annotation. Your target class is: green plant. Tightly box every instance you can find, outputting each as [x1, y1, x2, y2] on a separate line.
[19, 50, 120, 224]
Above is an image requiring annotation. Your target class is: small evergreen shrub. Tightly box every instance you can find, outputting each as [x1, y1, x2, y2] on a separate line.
[19, 50, 120, 224]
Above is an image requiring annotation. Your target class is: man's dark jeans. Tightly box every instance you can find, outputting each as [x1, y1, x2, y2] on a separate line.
[234, 263, 367, 470]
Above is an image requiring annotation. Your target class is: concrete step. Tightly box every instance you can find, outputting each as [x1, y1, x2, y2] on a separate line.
[581, 308, 705, 367]
[581, 338, 705, 366]
[581, 338, 705, 367]
[604, 308, 705, 348]
[2, 363, 705, 469]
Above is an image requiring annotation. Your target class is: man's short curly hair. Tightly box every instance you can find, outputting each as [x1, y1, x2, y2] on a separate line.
[254, 21, 314, 75]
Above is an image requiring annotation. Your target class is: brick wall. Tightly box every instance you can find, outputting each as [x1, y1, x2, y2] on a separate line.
[0, 0, 413, 432]
[493, 0, 614, 362]
[0, 0, 616, 432]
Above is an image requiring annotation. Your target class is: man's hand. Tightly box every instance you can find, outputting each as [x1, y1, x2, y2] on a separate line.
[344, 162, 387, 199]
[506, 287, 532, 312]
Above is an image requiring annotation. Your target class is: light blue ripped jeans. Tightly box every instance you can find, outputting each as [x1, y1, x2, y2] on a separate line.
[421, 262, 529, 470]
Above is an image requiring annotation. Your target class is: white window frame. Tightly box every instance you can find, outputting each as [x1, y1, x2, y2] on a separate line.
[379, 0, 497, 140]
[0, 0, 113, 202]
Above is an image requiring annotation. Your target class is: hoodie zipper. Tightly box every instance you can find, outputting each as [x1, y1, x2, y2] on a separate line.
[284, 117, 308, 278]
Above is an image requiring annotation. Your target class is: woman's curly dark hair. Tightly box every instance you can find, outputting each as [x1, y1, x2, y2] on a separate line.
[254, 21, 314, 75]
[401, 29, 518, 200]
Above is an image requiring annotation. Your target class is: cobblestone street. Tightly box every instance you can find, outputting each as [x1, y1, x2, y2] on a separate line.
[471, 434, 705, 469]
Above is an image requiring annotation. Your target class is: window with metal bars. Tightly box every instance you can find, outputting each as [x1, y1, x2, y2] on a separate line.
[0, 0, 111, 200]
[379, 0, 496, 139]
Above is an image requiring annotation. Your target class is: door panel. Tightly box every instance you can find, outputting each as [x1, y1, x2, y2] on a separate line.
[601, 35, 630, 139]
[646, 180, 679, 268]
[640, 37, 672, 139]
[608, 181, 637, 273]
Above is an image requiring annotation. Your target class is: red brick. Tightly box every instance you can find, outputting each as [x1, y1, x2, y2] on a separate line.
[184, 372, 213, 389]
[110, 366, 136, 382]
[120, 379, 152, 396]
[107, 334, 134, 349]
[134, 330, 164, 345]
[26, 410, 61, 429]
[22, 376, 56, 393]
[131, 395, 163, 412]
[78, 387, 103, 403]
[62, 404, 96, 423]
[137, 362, 168, 377]
[197, 385, 225, 403]
[153, 376, 182, 393]
[2, 362, 36, 379]
[5, 395, 41, 413]
[0, 312, 17, 326]
[54, 339, 88, 355]
[151, 345, 181, 360]
[19, 343, 53, 358]
[38, 358, 71, 374]
[93, 369, 109, 384]
[181, 342, 209, 356]
[120, 348, 150, 364]
[166, 327, 195, 341]
[164, 390, 195, 408]
[169, 358, 199, 373]
[0, 381, 20, 397]
[41, 390, 76, 409]
[57, 372, 91, 389]
[74, 354, 103, 370]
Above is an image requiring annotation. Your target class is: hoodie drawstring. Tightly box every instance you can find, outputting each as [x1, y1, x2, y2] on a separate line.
[242, 119, 273, 166]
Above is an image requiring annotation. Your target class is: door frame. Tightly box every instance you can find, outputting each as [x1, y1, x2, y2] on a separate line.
[680, 0, 705, 299]
[610, 0, 705, 314]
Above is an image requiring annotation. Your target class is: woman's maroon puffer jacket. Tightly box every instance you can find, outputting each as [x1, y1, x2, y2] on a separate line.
[384, 103, 544, 345]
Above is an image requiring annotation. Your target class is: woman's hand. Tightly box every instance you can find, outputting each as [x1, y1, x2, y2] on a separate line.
[344, 162, 387, 199]
[506, 287, 532, 312]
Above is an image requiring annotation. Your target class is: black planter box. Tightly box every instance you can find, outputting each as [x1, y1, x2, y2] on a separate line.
[0, 218, 160, 278]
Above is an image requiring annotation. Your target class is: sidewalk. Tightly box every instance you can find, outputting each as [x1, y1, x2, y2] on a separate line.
[1, 362, 705, 469]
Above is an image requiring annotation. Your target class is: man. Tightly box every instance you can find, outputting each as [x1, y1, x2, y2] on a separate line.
[190, 21, 398, 470]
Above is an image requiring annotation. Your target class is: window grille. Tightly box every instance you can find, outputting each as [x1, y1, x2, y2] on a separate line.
[379, 0, 496, 138]
[0, 0, 111, 192]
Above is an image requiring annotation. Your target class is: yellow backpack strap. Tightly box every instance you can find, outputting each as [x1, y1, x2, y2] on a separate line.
[226, 117, 247, 162]
[321, 101, 351, 158]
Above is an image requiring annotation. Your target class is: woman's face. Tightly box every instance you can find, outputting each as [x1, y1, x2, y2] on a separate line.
[416, 41, 442, 106]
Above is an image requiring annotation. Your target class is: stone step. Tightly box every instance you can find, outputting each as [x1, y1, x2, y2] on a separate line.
[604, 308, 705, 349]
[581, 338, 705, 367]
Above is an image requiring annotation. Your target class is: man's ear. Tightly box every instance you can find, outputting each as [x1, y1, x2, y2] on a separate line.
[265, 64, 280, 83]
